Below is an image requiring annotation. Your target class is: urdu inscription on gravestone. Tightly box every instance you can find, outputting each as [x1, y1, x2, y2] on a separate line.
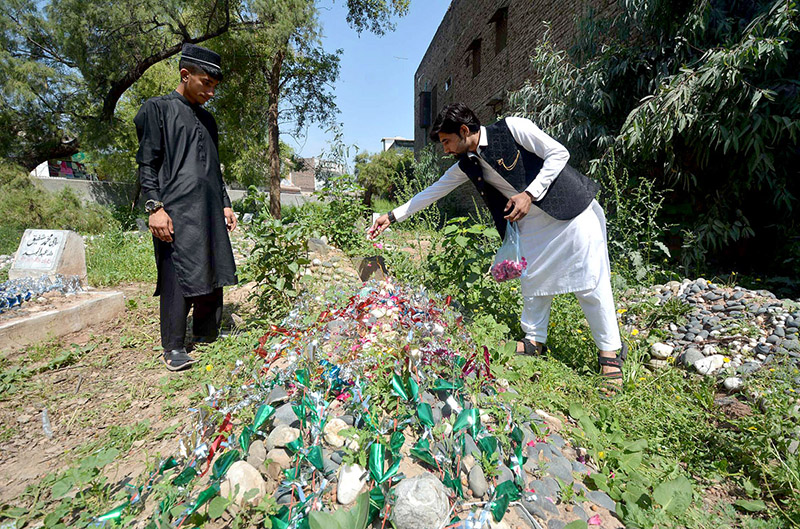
[9, 229, 87, 285]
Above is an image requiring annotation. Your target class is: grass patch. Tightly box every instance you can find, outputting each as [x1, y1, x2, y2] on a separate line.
[86, 231, 156, 287]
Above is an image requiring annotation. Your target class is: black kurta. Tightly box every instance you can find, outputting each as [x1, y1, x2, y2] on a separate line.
[134, 91, 237, 297]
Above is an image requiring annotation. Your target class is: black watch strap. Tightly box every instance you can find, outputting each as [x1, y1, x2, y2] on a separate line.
[387, 211, 397, 224]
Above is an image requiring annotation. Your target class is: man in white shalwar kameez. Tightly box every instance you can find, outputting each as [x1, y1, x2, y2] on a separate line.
[369, 103, 625, 390]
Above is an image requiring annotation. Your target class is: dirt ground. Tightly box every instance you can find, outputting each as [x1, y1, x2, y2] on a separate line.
[0, 280, 254, 503]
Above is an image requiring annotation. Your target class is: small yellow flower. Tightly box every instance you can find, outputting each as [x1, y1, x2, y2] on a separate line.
[598, 451, 605, 459]
[582, 337, 587, 341]
[576, 329, 583, 334]
[723, 357, 730, 363]
[631, 329, 639, 336]
[770, 368, 775, 372]
[617, 308, 627, 314]
[675, 395, 681, 400]
[205, 365, 213, 372]
[638, 377, 646, 381]
[756, 278, 762, 282]
[748, 426, 757, 431]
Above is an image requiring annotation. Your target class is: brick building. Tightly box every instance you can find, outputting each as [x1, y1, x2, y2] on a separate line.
[414, 0, 617, 152]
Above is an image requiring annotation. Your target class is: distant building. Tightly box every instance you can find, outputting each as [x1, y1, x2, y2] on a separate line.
[381, 137, 415, 152]
[287, 157, 344, 192]
[31, 159, 96, 180]
[414, 0, 618, 152]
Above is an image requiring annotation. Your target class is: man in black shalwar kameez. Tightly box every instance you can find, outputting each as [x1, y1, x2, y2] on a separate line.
[134, 44, 238, 371]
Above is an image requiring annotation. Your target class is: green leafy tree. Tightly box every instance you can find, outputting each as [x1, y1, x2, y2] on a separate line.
[234, 0, 409, 219]
[0, 0, 409, 178]
[354, 148, 414, 206]
[507, 0, 800, 277]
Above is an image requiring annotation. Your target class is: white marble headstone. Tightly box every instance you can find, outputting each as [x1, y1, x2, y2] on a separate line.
[9, 229, 87, 284]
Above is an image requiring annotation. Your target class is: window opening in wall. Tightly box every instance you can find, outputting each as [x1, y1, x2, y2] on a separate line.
[489, 7, 508, 54]
[419, 91, 432, 128]
[467, 39, 482, 78]
[444, 77, 451, 92]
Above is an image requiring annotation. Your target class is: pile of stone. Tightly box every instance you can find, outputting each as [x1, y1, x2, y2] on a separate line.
[624, 278, 800, 393]
[0, 253, 14, 271]
[220, 379, 621, 529]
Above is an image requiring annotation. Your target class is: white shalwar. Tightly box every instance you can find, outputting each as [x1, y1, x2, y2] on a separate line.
[393, 117, 622, 351]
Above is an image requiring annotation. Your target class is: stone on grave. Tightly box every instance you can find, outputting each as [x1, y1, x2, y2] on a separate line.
[351, 256, 387, 282]
[9, 229, 87, 285]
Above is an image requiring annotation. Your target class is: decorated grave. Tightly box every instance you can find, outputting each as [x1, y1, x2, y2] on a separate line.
[0, 230, 124, 348]
[91, 278, 619, 529]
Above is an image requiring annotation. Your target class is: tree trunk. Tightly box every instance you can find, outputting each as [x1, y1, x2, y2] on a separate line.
[267, 48, 285, 219]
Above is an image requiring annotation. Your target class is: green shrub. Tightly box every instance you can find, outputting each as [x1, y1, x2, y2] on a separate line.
[594, 153, 673, 286]
[422, 217, 522, 337]
[242, 201, 310, 322]
[0, 164, 118, 254]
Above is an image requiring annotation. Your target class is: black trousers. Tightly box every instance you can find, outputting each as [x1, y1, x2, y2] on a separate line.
[157, 243, 223, 351]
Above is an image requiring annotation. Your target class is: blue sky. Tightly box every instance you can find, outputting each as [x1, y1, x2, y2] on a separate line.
[287, 1, 450, 161]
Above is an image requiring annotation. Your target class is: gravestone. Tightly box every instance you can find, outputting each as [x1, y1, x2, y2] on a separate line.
[352, 256, 387, 282]
[9, 229, 87, 285]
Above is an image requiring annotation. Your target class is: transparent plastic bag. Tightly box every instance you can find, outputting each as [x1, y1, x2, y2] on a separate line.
[490, 221, 527, 282]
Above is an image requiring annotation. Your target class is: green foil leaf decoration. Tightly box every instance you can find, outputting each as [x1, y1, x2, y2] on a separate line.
[369, 485, 385, 521]
[212, 450, 241, 480]
[172, 466, 198, 487]
[96, 501, 129, 522]
[159, 457, 179, 474]
[416, 403, 435, 428]
[186, 482, 220, 517]
[491, 494, 510, 522]
[390, 431, 405, 455]
[296, 369, 310, 386]
[239, 426, 253, 453]
[409, 439, 436, 468]
[407, 377, 419, 403]
[495, 479, 521, 502]
[452, 409, 480, 437]
[305, 445, 325, 471]
[477, 436, 498, 457]
[391, 374, 409, 401]
[286, 438, 304, 454]
[253, 404, 276, 431]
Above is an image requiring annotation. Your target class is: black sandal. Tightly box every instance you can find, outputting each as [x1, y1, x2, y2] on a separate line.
[162, 349, 198, 372]
[598, 343, 627, 395]
[518, 339, 548, 357]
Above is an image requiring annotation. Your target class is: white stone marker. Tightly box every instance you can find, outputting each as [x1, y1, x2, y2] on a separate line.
[9, 229, 87, 285]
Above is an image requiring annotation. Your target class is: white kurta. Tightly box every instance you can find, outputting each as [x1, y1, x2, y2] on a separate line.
[393, 117, 610, 297]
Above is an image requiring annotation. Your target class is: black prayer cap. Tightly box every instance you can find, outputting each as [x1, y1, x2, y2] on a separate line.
[181, 44, 222, 71]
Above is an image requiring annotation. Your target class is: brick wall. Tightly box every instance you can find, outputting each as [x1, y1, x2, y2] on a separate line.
[412, 0, 618, 216]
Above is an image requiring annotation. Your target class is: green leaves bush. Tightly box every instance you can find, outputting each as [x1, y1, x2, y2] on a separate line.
[507, 0, 800, 280]
[422, 218, 522, 336]
[242, 193, 310, 321]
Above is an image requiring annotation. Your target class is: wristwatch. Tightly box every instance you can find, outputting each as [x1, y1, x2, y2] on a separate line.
[387, 211, 397, 224]
[145, 199, 164, 213]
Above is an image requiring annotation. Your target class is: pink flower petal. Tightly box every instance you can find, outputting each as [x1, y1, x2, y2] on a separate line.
[588, 514, 602, 525]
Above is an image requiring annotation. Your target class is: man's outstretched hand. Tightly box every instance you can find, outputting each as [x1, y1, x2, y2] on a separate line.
[504, 192, 532, 222]
[368, 214, 391, 239]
